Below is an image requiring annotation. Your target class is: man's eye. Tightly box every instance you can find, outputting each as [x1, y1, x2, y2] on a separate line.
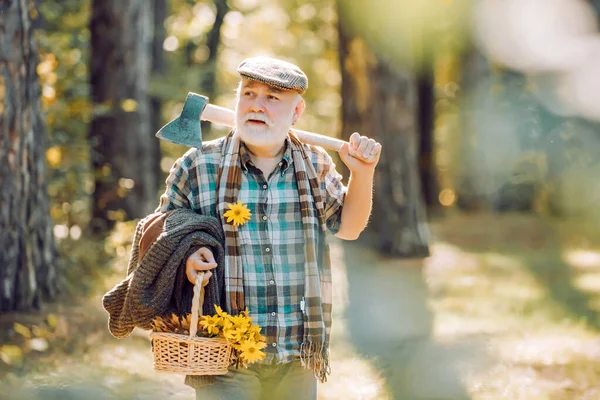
[268, 95, 279, 100]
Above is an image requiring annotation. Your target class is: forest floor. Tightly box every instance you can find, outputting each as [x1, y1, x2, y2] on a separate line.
[1, 212, 600, 400]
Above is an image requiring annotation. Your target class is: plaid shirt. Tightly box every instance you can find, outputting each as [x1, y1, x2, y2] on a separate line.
[157, 137, 346, 364]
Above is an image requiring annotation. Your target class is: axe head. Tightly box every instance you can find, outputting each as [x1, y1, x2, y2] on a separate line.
[155, 92, 208, 148]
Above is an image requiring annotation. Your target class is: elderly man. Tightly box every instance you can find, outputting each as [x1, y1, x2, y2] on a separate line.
[159, 56, 381, 400]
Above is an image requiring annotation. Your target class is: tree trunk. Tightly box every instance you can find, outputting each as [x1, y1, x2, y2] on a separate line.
[150, 0, 166, 173]
[455, 49, 491, 211]
[417, 67, 438, 209]
[338, 19, 430, 257]
[89, 0, 158, 233]
[0, 0, 60, 311]
[201, 0, 228, 101]
[199, 0, 229, 136]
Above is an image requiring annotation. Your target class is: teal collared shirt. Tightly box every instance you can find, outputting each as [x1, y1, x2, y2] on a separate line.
[158, 136, 346, 364]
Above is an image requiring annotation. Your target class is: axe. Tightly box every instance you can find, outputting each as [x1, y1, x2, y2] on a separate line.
[156, 93, 373, 162]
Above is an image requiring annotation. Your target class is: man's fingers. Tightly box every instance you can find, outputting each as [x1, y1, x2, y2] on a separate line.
[342, 135, 381, 164]
[362, 139, 376, 159]
[190, 248, 217, 270]
[356, 138, 369, 156]
[187, 267, 198, 284]
[338, 142, 349, 157]
[186, 269, 213, 285]
[346, 136, 361, 159]
[197, 247, 217, 265]
[371, 143, 382, 156]
[186, 247, 218, 284]
[192, 261, 217, 271]
[201, 270, 212, 287]
[349, 132, 361, 150]
[340, 142, 355, 160]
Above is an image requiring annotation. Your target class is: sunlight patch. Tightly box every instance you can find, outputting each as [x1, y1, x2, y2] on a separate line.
[493, 332, 600, 366]
[426, 243, 480, 274]
[573, 272, 600, 293]
[434, 313, 521, 337]
[320, 357, 388, 400]
[563, 249, 600, 270]
[481, 252, 526, 270]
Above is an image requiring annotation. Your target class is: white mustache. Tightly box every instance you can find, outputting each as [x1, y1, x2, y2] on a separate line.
[242, 113, 274, 127]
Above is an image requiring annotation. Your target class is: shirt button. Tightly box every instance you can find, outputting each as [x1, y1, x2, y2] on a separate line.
[269, 280, 275, 285]
[278, 162, 283, 166]
[262, 215, 268, 221]
[262, 184, 268, 189]
[271, 312, 276, 316]
[272, 343, 277, 347]
[265, 247, 270, 253]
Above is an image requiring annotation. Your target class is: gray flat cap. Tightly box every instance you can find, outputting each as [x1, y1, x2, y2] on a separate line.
[237, 56, 308, 94]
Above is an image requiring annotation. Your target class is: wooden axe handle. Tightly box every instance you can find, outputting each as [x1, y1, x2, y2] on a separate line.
[202, 103, 347, 152]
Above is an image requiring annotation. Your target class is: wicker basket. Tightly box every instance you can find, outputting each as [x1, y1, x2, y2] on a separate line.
[150, 272, 232, 375]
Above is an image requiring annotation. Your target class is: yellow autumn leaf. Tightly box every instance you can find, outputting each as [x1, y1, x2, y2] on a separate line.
[46, 147, 62, 168]
[0, 77, 5, 100]
[47, 314, 58, 329]
[31, 325, 51, 338]
[121, 99, 138, 112]
[36, 59, 54, 76]
[0, 345, 23, 366]
[13, 322, 31, 339]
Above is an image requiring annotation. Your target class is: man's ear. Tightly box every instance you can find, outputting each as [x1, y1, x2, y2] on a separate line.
[292, 97, 306, 125]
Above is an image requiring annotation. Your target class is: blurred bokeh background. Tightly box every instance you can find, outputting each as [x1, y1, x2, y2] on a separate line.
[2, 0, 600, 398]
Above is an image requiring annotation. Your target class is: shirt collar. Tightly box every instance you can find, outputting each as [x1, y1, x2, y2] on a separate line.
[239, 137, 293, 173]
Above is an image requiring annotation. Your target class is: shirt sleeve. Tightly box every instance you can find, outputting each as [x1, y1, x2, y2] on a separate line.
[318, 151, 347, 234]
[156, 153, 193, 213]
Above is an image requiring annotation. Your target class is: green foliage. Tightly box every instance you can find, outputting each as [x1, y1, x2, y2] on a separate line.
[38, 0, 92, 230]
[57, 220, 137, 296]
[36, 0, 345, 289]
[157, 0, 341, 159]
[338, 0, 472, 70]
[38, 0, 345, 201]
[447, 60, 600, 217]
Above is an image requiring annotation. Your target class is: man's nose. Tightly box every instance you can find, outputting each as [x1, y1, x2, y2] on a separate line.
[249, 96, 266, 112]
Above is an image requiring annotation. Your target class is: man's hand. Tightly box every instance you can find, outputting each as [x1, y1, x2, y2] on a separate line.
[186, 247, 217, 286]
[339, 132, 382, 174]
[335, 132, 381, 240]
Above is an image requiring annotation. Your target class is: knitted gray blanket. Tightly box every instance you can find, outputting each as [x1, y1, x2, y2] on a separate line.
[102, 209, 226, 339]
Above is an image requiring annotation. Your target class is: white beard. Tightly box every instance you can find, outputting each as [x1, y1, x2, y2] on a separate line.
[235, 111, 294, 149]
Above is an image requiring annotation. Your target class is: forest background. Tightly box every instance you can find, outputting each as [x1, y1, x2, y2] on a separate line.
[2, 0, 600, 399]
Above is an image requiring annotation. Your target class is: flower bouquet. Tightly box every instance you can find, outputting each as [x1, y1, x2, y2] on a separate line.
[151, 305, 266, 368]
[199, 305, 266, 366]
[149, 272, 265, 375]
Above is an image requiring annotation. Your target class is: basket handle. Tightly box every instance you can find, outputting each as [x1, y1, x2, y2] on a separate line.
[189, 271, 205, 339]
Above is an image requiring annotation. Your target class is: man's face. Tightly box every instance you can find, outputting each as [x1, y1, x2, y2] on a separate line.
[235, 79, 304, 150]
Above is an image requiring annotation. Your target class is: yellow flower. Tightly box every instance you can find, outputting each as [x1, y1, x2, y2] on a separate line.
[223, 327, 244, 342]
[223, 201, 252, 226]
[203, 305, 266, 366]
[229, 315, 250, 332]
[248, 324, 261, 334]
[220, 317, 233, 331]
[199, 315, 220, 336]
[239, 340, 267, 364]
[247, 325, 265, 342]
[214, 305, 228, 318]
